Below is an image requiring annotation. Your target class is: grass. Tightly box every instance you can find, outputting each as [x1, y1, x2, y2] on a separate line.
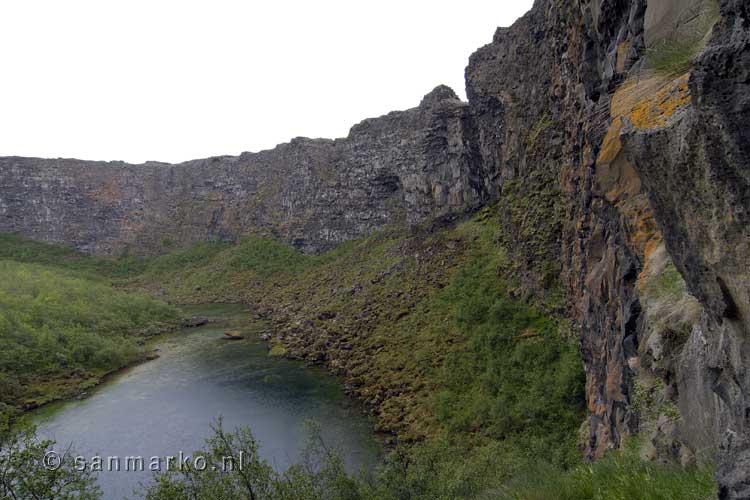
[0, 233, 142, 278]
[0, 258, 181, 408]
[646, 0, 720, 76]
[431, 217, 584, 467]
[0, 224, 717, 498]
[496, 441, 716, 500]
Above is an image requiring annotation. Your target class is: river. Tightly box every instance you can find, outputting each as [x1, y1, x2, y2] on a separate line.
[34, 304, 380, 500]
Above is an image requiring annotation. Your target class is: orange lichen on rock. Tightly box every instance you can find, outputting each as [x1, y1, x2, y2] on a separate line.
[622, 197, 662, 259]
[612, 73, 692, 130]
[594, 74, 669, 261]
[596, 116, 625, 167]
[594, 117, 642, 207]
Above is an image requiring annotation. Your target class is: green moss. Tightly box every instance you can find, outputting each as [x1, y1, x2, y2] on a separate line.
[268, 344, 288, 357]
[646, 262, 686, 301]
[525, 113, 554, 151]
[631, 378, 681, 423]
[646, 0, 720, 75]
[496, 177, 567, 310]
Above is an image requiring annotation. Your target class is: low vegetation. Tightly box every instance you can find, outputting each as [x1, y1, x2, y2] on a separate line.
[140, 420, 716, 500]
[0, 218, 716, 498]
[0, 256, 181, 409]
[646, 0, 720, 75]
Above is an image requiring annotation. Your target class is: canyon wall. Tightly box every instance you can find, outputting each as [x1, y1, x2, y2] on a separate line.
[464, 0, 748, 496]
[1, 0, 748, 496]
[0, 85, 484, 256]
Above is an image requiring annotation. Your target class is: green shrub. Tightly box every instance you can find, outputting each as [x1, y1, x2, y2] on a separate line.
[496, 442, 716, 500]
[142, 420, 716, 500]
[432, 233, 585, 467]
[0, 260, 181, 406]
[0, 412, 101, 499]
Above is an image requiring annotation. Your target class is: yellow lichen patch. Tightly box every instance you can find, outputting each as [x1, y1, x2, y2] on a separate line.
[620, 195, 662, 258]
[594, 117, 642, 207]
[596, 116, 625, 167]
[612, 73, 691, 130]
[594, 78, 667, 261]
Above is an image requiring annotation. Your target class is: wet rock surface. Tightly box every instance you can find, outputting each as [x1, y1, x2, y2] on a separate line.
[181, 316, 209, 328]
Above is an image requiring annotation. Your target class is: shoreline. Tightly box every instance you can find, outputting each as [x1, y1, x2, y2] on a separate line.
[21, 327, 181, 414]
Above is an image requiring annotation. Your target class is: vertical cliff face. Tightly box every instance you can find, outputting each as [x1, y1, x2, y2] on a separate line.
[466, 0, 649, 462]
[0, 85, 484, 256]
[621, 1, 750, 495]
[1, 0, 749, 495]
[467, 0, 749, 496]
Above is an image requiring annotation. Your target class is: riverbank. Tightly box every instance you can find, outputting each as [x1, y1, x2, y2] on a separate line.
[17, 303, 263, 412]
[0, 253, 183, 412]
[122, 210, 585, 466]
[33, 303, 381, 499]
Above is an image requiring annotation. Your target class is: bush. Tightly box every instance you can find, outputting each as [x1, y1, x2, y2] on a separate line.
[432, 233, 585, 467]
[0, 260, 181, 406]
[0, 411, 101, 499]
[496, 442, 716, 500]
[143, 420, 716, 500]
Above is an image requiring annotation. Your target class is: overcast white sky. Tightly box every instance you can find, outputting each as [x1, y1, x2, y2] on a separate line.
[0, 1, 532, 164]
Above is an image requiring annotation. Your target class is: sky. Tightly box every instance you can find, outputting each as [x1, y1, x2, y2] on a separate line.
[0, 1, 533, 164]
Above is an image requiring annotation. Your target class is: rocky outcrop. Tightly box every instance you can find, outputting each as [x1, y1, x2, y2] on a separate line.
[621, 2, 750, 495]
[0, 85, 483, 256]
[466, 0, 748, 496]
[466, 0, 649, 462]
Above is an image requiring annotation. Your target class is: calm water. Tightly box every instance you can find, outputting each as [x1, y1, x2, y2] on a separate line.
[35, 304, 380, 500]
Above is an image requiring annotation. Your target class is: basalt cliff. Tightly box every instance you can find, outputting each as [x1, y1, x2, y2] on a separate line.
[1, 0, 749, 497]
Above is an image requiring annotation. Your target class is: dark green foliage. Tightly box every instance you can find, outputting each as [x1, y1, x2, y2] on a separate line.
[144, 419, 360, 500]
[432, 234, 585, 468]
[0, 411, 101, 499]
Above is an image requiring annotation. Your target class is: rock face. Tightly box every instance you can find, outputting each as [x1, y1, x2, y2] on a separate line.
[2, 0, 749, 495]
[464, 0, 749, 496]
[465, 0, 650, 465]
[622, 2, 750, 495]
[0, 85, 483, 256]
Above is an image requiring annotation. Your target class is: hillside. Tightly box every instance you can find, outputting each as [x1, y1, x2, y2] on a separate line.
[1, 226, 718, 499]
[0, 236, 182, 409]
